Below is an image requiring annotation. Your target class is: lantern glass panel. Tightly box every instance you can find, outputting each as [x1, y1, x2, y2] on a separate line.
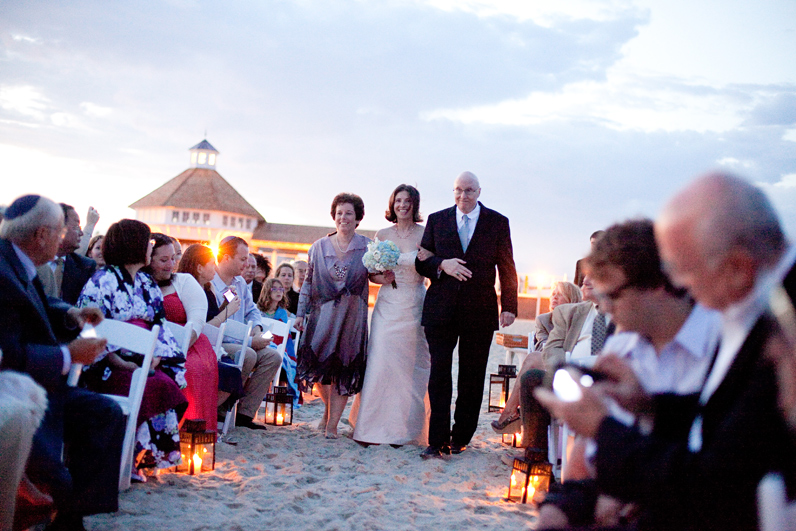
[507, 458, 552, 504]
[488, 374, 511, 412]
[264, 386, 294, 426]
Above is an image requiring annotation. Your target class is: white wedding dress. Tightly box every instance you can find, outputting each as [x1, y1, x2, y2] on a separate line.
[350, 251, 431, 445]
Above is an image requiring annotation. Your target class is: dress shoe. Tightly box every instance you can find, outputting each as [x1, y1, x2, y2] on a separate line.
[491, 411, 522, 434]
[450, 444, 467, 454]
[420, 445, 445, 459]
[235, 414, 267, 430]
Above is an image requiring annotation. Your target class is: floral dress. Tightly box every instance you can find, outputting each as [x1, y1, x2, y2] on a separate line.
[78, 265, 188, 471]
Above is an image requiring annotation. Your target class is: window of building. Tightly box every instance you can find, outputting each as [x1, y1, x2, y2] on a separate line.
[172, 211, 180, 222]
[182, 211, 190, 223]
[193, 212, 200, 224]
[203, 213, 211, 225]
[223, 215, 228, 226]
[198, 152, 207, 165]
[238, 217, 244, 228]
[246, 218, 252, 229]
[208, 154, 216, 166]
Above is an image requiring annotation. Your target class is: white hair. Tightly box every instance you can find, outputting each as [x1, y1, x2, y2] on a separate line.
[0, 196, 63, 243]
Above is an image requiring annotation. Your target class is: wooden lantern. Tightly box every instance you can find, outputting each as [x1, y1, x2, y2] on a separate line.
[507, 457, 552, 504]
[488, 364, 517, 412]
[264, 386, 293, 426]
[176, 419, 216, 475]
[502, 431, 523, 447]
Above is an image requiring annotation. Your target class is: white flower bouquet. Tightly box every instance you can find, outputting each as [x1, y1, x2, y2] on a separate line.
[362, 238, 401, 288]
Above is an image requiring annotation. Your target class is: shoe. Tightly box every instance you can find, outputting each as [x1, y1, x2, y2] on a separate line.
[420, 445, 445, 459]
[450, 444, 466, 454]
[491, 411, 522, 434]
[235, 414, 267, 430]
[46, 513, 86, 531]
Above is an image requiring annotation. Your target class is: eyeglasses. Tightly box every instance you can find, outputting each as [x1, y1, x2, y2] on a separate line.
[453, 188, 479, 196]
[270, 286, 285, 292]
[594, 281, 633, 304]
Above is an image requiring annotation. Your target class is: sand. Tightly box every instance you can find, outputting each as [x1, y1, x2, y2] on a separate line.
[86, 320, 539, 531]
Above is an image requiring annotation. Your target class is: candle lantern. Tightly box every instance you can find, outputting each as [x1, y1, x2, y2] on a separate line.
[502, 431, 523, 447]
[264, 386, 293, 426]
[507, 457, 552, 504]
[176, 419, 216, 475]
[488, 364, 517, 412]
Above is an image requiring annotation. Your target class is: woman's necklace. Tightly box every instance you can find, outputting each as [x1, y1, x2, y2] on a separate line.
[395, 224, 415, 240]
[334, 233, 352, 254]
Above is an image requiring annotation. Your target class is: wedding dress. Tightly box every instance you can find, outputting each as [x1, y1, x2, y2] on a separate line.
[350, 251, 430, 445]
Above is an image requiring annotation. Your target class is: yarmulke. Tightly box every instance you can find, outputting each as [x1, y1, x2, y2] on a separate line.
[5, 195, 41, 220]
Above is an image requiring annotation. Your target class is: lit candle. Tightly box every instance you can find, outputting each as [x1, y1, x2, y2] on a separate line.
[193, 453, 203, 471]
[277, 413, 284, 425]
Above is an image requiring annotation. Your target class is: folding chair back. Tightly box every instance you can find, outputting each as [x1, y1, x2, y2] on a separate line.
[260, 317, 294, 387]
[165, 321, 193, 355]
[216, 320, 253, 435]
[93, 319, 160, 491]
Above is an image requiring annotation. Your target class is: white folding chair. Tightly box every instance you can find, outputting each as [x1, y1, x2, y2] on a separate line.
[202, 322, 227, 361]
[218, 320, 253, 435]
[69, 320, 160, 491]
[165, 321, 194, 356]
[260, 317, 294, 388]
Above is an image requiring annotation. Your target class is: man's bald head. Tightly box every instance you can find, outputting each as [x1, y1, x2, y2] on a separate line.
[655, 172, 785, 309]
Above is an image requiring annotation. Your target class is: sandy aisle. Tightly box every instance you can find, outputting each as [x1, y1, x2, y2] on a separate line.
[87, 319, 539, 531]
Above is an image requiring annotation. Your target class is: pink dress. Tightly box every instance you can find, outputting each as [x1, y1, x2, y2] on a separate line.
[163, 293, 219, 432]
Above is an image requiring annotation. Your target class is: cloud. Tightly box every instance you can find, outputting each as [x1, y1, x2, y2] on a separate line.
[0, 85, 50, 120]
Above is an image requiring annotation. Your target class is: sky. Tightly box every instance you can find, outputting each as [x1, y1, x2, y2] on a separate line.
[1, 0, 795, 282]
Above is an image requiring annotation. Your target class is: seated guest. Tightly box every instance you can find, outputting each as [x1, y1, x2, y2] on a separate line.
[0, 194, 124, 530]
[274, 262, 299, 315]
[257, 278, 299, 403]
[144, 234, 219, 432]
[253, 253, 271, 283]
[244, 254, 263, 302]
[171, 236, 182, 272]
[492, 281, 581, 434]
[177, 244, 245, 412]
[211, 236, 281, 430]
[36, 203, 96, 304]
[86, 234, 105, 267]
[534, 219, 720, 529]
[293, 259, 308, 291]
[509, 276, 611, 465]
[536, 174, 796, 531]
[574, 231, 604, 288]
[77, 219, 188, 478]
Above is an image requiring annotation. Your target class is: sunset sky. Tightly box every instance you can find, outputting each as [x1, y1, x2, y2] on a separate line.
[2, 0, 795, 280]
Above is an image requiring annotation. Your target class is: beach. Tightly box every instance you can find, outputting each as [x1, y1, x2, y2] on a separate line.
[86, 319, 539, 531]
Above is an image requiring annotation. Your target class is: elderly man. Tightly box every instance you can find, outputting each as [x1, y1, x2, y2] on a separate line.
[36, 203, 96, 305]
[536, 173, 796, 531]
[416, 171, 518, 458]
[211, 236, 281, 430]
[0, 195, 124, 531]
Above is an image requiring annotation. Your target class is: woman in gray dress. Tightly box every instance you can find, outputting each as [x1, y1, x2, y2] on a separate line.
[294, 193, 370, 439]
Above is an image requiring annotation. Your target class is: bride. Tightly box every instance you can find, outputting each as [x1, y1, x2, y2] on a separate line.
[349, 184, 431, 445]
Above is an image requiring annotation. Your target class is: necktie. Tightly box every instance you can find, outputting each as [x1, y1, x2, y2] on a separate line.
[459, 215, 470, 253]
[591, 312, 607, 356]
[53, 257, 65, 298]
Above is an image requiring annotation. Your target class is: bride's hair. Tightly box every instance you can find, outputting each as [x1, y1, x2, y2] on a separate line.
[385, 184, 423, 223]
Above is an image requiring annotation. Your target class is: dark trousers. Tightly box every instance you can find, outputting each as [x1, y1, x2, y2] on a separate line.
[27, 387, 125, 516]
[519, 368, 551, 454]
[424, 323, 494, 447]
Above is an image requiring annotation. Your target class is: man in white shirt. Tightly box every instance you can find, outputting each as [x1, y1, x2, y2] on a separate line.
[535, 218, 720, 529]
[212, 236, 281, 430]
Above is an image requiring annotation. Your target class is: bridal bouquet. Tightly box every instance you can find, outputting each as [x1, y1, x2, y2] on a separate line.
[362, 238, 400, 288]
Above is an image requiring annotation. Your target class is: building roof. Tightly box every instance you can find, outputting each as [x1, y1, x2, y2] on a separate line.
[189, 139, 219, 152]
[252, 222, 376, 244]
[129, 168, 264, 220]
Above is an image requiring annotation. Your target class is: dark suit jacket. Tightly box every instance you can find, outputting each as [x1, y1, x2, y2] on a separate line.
[251, 279, 263, 305]
[416, 202, 518, 331]
[61, 252, 96, 305]
[594, 267, 796, 531]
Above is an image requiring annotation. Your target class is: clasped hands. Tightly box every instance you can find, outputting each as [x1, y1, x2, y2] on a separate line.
[534, 354, 652, 439]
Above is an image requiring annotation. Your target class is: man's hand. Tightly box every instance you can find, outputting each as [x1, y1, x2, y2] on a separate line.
[593, 354, 652, 415]
[500, 312, 515, 328]
[66, 307, 104, 329]
[85, 206, 100, 226]
[68, 337, 108, 365]
[534, 385, 608, 439]
[440, 258, 472, 281]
